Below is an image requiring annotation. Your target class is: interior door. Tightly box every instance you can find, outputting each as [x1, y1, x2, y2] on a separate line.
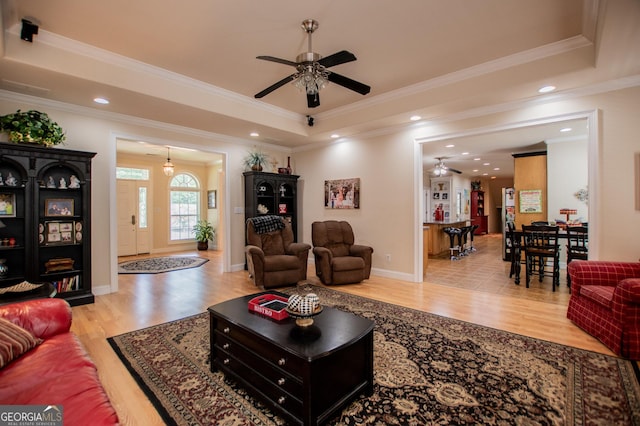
[117, 180, 150, 256]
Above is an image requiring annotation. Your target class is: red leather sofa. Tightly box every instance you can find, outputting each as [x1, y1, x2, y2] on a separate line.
[0, 298, 119, 425]
[567, 260, 640, 359]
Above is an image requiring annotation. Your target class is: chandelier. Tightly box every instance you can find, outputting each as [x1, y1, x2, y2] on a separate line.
[433, 160, 447, 176]
[163, 147, 174, 176]
[292, 61, 329, 95]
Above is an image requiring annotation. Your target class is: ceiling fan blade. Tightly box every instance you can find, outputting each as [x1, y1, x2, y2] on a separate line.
[254, 74, 296, 98]
[256, 56, 299, 67]
[445, 166, 462, 174]
[307, 93, 320, 108]
[327, 72, 371, 95]
[317, 50, 357, 68]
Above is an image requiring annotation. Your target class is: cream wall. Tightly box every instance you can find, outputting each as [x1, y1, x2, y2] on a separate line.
[1, 84, 639, 293]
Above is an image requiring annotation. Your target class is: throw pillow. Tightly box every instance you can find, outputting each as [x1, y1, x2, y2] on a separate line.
[0, 317, 42, 369]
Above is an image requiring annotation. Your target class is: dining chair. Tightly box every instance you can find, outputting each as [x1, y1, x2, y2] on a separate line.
[566, 225, 589, 287]
[521, 224, 561, 291]
[506, 222, 523, 282]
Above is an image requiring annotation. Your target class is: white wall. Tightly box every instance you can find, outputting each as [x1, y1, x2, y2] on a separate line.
[547, 137, 589, 224]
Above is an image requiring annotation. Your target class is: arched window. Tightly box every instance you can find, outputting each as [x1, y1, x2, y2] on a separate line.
[169, 173, 200, 241]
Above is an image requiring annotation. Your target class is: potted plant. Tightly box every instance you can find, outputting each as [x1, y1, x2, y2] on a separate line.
[243, 149, 269, 171]
[0, 110, 66, 147]
[192, 220, 215, 250]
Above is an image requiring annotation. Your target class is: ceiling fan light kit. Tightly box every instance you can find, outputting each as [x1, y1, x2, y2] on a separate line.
[255, 19, 370, 108]
[433, 157, 462, 176]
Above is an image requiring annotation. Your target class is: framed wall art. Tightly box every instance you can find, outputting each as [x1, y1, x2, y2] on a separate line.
[208, 190, 217, 209]
[45, 199, 74, 217]
[519, 189, 543, 213]
[324, 178, 360, 209]
[0, 193, 16, 217]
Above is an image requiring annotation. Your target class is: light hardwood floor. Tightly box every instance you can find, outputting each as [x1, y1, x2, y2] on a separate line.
[71, 233, 611, 425]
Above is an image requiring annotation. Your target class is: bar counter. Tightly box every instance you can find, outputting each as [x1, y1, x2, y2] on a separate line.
[424, 220, 468, 255]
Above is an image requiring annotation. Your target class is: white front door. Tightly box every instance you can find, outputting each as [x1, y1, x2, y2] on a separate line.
[117, 180, 150, 256]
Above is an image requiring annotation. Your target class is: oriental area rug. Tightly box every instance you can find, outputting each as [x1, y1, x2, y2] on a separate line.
[108, 286, 640, 425]
[117, 256, 208, 274]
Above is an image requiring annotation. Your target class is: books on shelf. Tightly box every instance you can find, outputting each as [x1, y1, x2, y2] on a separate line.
[51, 275, 80, 293]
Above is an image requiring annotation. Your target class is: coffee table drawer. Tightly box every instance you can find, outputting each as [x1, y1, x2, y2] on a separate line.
[215, 332, 302, 396]
[215, 318, 305, 377]
[215, 352, 303, 418]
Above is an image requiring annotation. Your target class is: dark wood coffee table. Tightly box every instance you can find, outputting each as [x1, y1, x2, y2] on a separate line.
[208, 291, 374, 426]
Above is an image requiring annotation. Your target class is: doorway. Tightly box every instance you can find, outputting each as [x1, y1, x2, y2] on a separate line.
[415, 110, 599, 282]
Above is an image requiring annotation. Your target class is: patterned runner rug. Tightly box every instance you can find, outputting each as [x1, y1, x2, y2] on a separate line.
[108, 285, 640, 425]
[118, 256, 209, 274]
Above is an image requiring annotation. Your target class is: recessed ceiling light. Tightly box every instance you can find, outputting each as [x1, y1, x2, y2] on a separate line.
[482, 173, 489, 176]
[461, 152, 469, 155]
[474, 158, 481, 161]
[331, 134, 340, 139]
[491, 176, 497, 179]
[446, 144, 455, 148]
[93, 97, 109, 104]
[410, 115, 421, 121]
[560, 127, 572, 132]
[250, 132, 259, 137]
[483, 162, 490, 166]
[493, 167, 500, 171]
[538, 85, 556, 93]
[473, 169, 479, 172]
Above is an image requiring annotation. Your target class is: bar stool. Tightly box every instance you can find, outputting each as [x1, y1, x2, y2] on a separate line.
[443, 227, 461, 260]
[457, 226, 471, 256]
[468, 224, 479, 252]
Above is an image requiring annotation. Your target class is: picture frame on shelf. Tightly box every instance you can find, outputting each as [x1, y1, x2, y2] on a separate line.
[45, 198, 74, 217]
[45, 221, 75, 245]
[0, 193, 16, 217]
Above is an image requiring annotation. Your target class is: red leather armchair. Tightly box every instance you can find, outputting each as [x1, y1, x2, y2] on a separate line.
[566, 260, 640, 359]
[0, 298, 119, 425]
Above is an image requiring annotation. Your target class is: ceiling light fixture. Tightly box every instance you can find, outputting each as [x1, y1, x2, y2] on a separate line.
[538, 85, 556, 93]
[331, 134, 340, 139]
[93, 97, 109, 105]
[250, 132, 259, 137]
[163, 147, 174, 176]
[292, 21, 328, 98]
[433, 159, 447, 176]
[560, 127, 572, 132]
[410, 115, 421, 121]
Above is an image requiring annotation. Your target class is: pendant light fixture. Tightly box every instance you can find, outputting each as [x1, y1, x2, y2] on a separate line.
[163, 147, 174, 176]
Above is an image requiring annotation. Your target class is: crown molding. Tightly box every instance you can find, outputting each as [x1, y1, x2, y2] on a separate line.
[0, 89, 288, 150]
[6, 24, 303, 124]
[317, 36, 594, 121]
[294, 74, 640, 152]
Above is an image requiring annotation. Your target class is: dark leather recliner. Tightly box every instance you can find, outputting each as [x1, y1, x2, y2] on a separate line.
[311, 220, 373, 285]
[245, 216, 311, 289]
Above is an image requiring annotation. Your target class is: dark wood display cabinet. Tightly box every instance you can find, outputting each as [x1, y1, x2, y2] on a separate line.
[0, 142, 95, 306]
[470, 189, 488, 235]
[243, 171, 300, 240]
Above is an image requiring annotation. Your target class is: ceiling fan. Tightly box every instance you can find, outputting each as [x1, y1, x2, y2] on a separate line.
[433, 157, 462, 176]
[254, 19, 371, 108]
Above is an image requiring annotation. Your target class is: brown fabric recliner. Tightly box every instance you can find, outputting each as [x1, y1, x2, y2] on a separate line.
[245, 216, 311, 289]
[312, 220, 374, 285]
